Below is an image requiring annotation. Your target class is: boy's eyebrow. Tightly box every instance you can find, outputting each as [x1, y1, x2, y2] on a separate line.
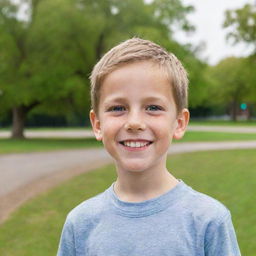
[142, 96, 168, 102]
[103, 95, 167, 103]
[102, 96, 127, 105]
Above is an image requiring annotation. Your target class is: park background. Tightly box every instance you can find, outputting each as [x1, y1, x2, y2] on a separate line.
[0, 0, 256, 255]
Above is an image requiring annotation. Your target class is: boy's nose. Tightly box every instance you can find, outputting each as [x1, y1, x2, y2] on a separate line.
[124, 112, 146, 131]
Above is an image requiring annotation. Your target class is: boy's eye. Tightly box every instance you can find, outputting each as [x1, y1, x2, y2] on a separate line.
[107, 105, 126, 112]
[146, 105, 163, 111]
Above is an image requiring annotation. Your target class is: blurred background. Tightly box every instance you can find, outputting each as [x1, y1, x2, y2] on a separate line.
[0, 0, 255, 138]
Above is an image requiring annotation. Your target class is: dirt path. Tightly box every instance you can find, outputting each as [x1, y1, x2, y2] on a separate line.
[1, 140, 256, 224]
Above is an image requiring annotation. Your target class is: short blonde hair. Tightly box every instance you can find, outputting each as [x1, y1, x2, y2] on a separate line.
[90, 38, 188, 115]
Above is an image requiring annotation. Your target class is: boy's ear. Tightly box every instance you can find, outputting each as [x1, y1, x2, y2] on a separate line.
[173, 108, 190, 140]
[89, 110, 102, 141]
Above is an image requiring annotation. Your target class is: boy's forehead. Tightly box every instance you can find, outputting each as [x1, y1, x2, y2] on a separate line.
[102, 60, 170, 83]
[104, 59, 156, 73]
[99, 61, 172, 95]
[97, 83, 178, 117]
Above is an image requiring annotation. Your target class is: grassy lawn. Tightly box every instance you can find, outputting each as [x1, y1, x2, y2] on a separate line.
[0, 138, 102, 154]
[0, 127, 91, 131]
[1, 131, 256, 154]
[181, 131, 256, 142]
[0, 149, 255, 255]
[189, 120, 256, 126]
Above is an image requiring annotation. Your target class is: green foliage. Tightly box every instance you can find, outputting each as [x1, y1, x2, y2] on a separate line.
[224, 4, 256, 51]
[207, 57, 250, 104]
[221, 3, 256, 118]
[205, 56, 256, 120]
[0, 0, 95, 117]
[0, 0, 207, 133]
[244, 55, 256, 102]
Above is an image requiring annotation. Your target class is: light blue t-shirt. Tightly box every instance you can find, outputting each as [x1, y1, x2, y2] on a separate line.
[57, 181, 241, 256]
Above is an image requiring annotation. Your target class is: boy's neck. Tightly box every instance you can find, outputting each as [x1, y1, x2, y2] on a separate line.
[114, 168, 179, 203]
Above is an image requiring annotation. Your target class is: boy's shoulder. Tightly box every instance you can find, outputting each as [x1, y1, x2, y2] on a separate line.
[66, 187, 109, 226]
[181, 184, 230, 224]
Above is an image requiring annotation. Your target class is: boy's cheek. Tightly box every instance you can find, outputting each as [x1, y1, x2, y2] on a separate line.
[102, 118, 122, 130]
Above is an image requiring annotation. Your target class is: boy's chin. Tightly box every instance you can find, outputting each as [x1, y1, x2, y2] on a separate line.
[116, 162, 151, 174]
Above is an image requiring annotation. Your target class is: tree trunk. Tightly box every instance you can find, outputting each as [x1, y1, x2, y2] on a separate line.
[11, 106, 26, 139]
[247, 103, 252, 121]
[230, 100, 238, 122]
[11, 102, 40, 139]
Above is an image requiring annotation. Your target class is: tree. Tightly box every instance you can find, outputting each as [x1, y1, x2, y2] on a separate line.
[0, 0, 95, 138]
[0, 0, 203, 138]
[222, 3, 256, 119]
[206, 57, 253, 121]
[223, 3, 256, 53]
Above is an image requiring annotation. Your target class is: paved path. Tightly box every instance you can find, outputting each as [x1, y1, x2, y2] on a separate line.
[1, 125, 256, 139]
[1, 140, 256, 223]
[0, 148, 111, 223]
[188, 125, 256, 133]
[0, 149, 110, 197]
[0, 130, 95, 138]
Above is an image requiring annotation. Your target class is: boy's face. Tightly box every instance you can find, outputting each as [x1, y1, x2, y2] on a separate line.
[90, 61, 189, 174]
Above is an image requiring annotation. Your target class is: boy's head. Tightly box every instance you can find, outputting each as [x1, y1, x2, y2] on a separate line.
[90, 37, 188, 117]
[89, 38, 190, 173]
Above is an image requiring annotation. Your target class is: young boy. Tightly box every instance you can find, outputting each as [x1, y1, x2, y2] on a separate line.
[57, 38, 241, 256]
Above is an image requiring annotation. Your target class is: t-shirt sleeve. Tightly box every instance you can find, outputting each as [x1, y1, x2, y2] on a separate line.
[204, 211, 241, 256]
[57, 215, 76, 256]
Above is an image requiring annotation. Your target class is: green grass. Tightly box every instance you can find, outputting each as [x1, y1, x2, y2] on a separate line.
[0, 127, 91, 131]
[0, 149, 255, 255]
[181, 131, 256, 142]
[1, 131, 256, 154]
[189, 120, 256, 126]
[0, 138, 102, 154]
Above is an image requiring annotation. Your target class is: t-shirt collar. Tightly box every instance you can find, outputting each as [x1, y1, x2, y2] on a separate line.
[107, 180, 188, 218]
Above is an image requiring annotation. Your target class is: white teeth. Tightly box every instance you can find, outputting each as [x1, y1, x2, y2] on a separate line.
[123, 141, 150, 148]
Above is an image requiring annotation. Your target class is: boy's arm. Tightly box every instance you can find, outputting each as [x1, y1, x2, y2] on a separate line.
[204, 212, 241, 256]
[57, 216, 76, 256]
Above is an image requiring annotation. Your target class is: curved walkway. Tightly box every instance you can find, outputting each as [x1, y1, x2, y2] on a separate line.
[1, 140, 256, 223]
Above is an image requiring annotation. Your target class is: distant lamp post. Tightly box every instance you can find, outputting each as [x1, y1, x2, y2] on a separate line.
[240, 103, 249, 120]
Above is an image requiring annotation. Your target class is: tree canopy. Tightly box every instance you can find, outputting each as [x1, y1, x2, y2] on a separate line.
[223, 3, 256, 53]
[206, 56, 256, 120]
[0, 0, 209, 138]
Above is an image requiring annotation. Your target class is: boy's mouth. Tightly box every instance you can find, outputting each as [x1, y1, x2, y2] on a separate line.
[119, 140, 153, 148]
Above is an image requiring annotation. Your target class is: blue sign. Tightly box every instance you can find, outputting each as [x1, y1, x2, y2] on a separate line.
[240, 103, 247, 110]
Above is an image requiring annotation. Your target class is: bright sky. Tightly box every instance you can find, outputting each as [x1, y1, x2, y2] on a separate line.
[175, 0, 255, 65]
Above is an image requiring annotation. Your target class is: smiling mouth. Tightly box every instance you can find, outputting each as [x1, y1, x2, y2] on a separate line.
[119, 140, 153, 148]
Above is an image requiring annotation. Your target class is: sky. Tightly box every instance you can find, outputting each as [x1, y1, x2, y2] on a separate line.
[174, 0, 255, 65]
